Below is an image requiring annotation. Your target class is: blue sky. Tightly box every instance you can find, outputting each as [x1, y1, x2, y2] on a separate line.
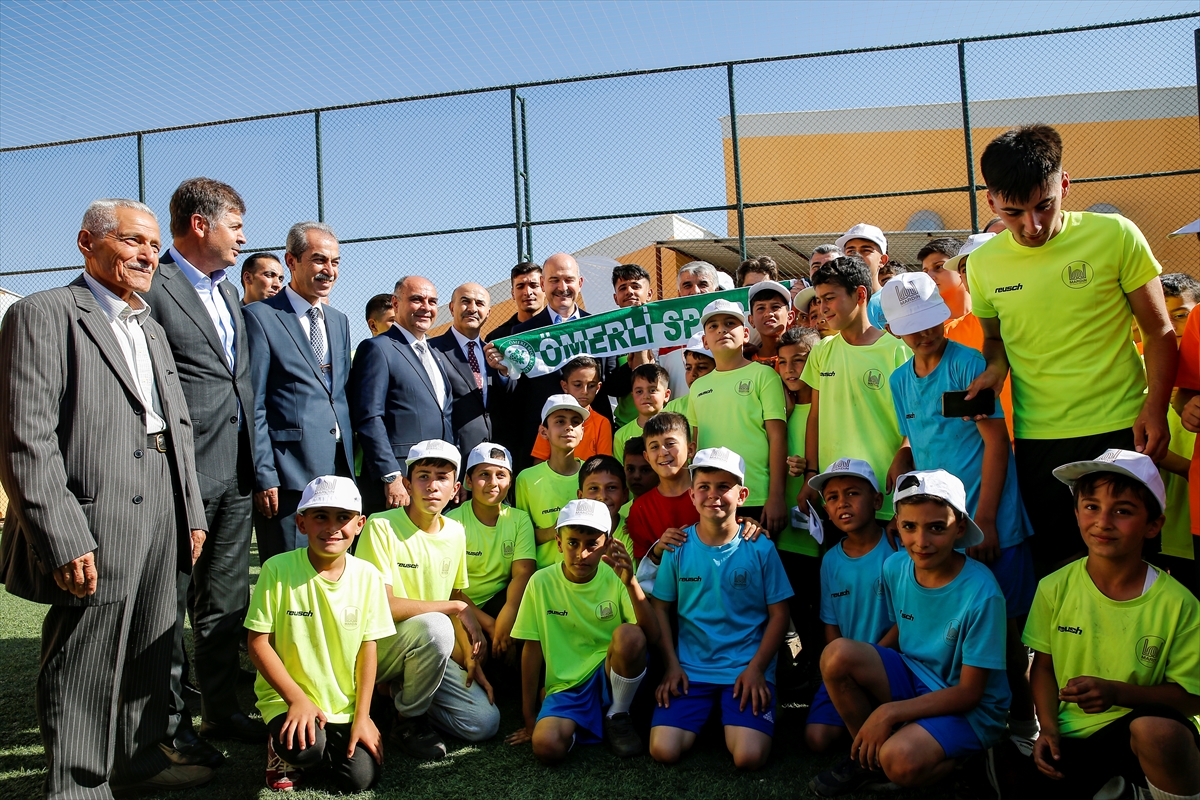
[1, 1, 1197, 343]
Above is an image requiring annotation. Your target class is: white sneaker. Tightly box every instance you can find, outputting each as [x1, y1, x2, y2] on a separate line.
[265, 737, 303, 792]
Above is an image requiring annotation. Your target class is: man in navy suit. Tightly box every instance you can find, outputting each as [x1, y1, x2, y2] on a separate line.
[430, 282, 502, 457]
[243, 221, 354, 562]
[349, 275, 454, 515]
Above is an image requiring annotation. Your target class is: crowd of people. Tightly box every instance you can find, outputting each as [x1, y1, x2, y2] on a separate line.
[1, 123, 1197, 800]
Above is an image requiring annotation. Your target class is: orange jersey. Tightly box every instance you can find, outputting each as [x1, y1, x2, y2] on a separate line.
[530, 407, 613, 462]
[1176, 311, 1200, 535]
[944, 312, 1015, 441]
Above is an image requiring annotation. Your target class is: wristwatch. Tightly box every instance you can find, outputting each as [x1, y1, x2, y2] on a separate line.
[382, 473, 398, 484]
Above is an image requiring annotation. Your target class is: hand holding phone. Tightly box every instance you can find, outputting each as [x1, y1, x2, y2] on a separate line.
[942, 389, 995, 418]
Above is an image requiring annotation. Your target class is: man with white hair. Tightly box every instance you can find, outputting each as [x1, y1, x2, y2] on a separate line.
[659, 261, 721, 398]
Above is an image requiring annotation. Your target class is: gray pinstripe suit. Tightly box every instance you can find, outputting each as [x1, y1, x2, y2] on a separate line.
[0, 276, 207, 798]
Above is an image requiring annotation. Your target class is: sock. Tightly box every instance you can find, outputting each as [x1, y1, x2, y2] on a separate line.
[1008, 717, 1039, 739]
[1147, 779, 1200, 800]
[606, 667, 646, 718]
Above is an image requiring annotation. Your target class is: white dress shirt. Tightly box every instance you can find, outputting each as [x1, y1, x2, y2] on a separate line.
[394, 325, 447, 409]
[83, 273, 167, 434]
[450, 327, 488, 405]
[170, 247, 237, 372]
[549, 305, 581, 325]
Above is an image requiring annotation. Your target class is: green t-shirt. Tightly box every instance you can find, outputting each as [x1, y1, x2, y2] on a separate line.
[613, 418, 643, 466]
[445, 502, 538, 606]
[1022, 558, 1200, 738]
[510, 562, 637, 695]
[664, 394, 690, 419]
[1161, 405, 1196, 560]
[246, 550, 394, 724]
[356, 508, 468, 601]
[515, 459, 581, 568]
[686, 362, 787, 506]
[778, 402, 819, 556]
[800, 332, 910, 517]
[967, 212, 1160, 439]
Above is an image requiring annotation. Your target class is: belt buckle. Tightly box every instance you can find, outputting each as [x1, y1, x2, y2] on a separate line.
[151, 432, 167, 453]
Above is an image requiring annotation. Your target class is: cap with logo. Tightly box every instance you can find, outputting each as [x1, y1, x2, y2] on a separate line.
[747, 280, 792, 308]
[298, 475, 362, 514]
[540, 393, 590, 424]
[1052, 448, 1166, 513]
[683, 332, 714, 359]
[688, 446, 746, 483]
[835, 223, 888, 254]
[808, 457, 880, 494]
[893, 469, 984, 548]
[405, 439, 462, 473]
[880, 272, 951, 336]
[699, 298, 747, 328]
[943, 232, 997, 274]
[792, 277, 816, 312]
[465, 441, 513, 474]
[556, 498, 612, 534]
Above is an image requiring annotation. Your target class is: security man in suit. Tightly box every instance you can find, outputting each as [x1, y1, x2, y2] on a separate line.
[243, 221, 354, 562]
[430, 282, 503, 456]
[349, 275, 454, 515]
[0, 199, 211, 797]
[144, 178, 264, 764]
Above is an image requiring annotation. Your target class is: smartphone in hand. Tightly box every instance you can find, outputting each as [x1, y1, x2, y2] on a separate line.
[942, 390, 995, 418]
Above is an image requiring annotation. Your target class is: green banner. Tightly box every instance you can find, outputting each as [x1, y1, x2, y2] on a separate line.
[494, 283, 791, 378]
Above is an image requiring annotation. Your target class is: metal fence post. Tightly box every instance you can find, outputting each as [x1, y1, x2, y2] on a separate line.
[726, 64, 747, 260]
[315, 111, 325, 222]
[957, 41, 979, 234]
[136, 133, 145, 203]
[519, 96, 533, 262]
[510, 89, 524, 262]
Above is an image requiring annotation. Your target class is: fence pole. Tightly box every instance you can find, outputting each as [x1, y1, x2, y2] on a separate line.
[519, 96, 533, 261]
[510, 89, 524, 262]
[726, 64, 747, 260]
[1194, 28, 1200, 142]
[136, 133, 145, 203]
[315, 111, 325, 222]
[957, 41, 979, 233]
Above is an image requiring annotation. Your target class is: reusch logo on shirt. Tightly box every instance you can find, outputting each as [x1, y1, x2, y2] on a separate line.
[1136, 635, 1164, 667]
[900, 611, 914, 621]
[1061, 261, 1094, 289]
[697, 389, 714, 397]
[547, 609, 569, 617]
[1057, 625, 1083, 635]
[905, 413, 915, 419]
[830, 589, 850, 598]
[466, 549, 483, 557]
[286, 610, 313, 617]
[596, 601, 616, 621]
[541, 506, 563, 516]
[995, 284, 1023, 293]
[397, 562, 419, 569]
[679, 576, 702, 583]
[819, 371, 836, 377]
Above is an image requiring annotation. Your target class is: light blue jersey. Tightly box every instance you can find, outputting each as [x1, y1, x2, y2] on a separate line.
[883, 552, 1011, 748]
[889, 340, 1033, 550]
[653, 526, 794, 684]
[818, 533, 900, 644]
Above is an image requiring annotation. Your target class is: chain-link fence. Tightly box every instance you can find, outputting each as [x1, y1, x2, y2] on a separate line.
[1, 13, 1196, 344]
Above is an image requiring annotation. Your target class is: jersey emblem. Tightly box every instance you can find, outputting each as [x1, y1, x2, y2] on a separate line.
[1136, 635, 1164, 668]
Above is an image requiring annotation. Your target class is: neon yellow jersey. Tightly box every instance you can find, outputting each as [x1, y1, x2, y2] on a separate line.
[800, 332, 910, 517]
[612, 515, 635, 561]
[686, 362, 787, 506]
[613, 418, 643, 466]
[510, 562, 637, 695]
[445, 502, 537, 605]
[356, 508, 468, 601]
[246, 550, 394, 724]
[1161, 405, 1196, 560]
[515, 459, 581, 568]
[967, 212, 1160, 439]
[778, 402, 819, 556]
[1023, 558, 1200, 738]
[664, 394, 690, 419]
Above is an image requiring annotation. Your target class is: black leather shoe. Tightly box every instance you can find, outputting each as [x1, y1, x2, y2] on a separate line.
[199, 712, 268, 743]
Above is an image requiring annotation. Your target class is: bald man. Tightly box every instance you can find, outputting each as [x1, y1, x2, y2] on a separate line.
[430, 282, 504, 455]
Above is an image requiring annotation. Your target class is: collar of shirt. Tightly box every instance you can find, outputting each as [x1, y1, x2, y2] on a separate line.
[393, 325, 427, 348]
[450, 326, 484, 358]
[550, 306, 581, 325]
[83, 272, 150, 325]
[170, 246, 227, 290]
[284, 285, 322, 319]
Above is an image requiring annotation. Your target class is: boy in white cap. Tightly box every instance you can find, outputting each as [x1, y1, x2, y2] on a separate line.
[505, 499, 658, 762]
[882, 270, 1037, 742]
[811, 469, 1011, 796]
[356, 439, 500, 761]
[446, 443, 537, 666]
[686, 298, 788, 532]
[662, 332, 715, 420]
[993, 450, 1200, 800]
[516, 394, 587, 568]
[648, 447, 792, 770]
[836, 223, 890, 329]
[531, 355, 613, 463]
[747, 280, 795, 369]
[246, 476, 393, 793]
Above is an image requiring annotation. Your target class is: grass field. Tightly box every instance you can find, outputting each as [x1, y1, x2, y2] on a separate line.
[0, 539, 981, 800]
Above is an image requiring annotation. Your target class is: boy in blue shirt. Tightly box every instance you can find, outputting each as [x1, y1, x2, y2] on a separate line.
[881, 271, 1037, 743]
[803, 458, 900, 753]
[811, 470, 1010, 796]
[649, 447, 793, 771]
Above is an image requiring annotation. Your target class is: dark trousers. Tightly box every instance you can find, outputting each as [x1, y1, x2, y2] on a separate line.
[268, 715, 380, 793]
[778, 550, 823, 670]
[37, 451, 176, 798]
[255, 447, 351, 563]
[1013, 428, 1135, 577]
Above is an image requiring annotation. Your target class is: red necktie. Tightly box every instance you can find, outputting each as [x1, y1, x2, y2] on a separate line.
[467, 341, 483, 389]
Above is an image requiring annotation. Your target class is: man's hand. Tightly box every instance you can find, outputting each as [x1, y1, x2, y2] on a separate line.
[966, 519, 1000, 563]
[190, 530, 206, 564]
[964, 365, 1006, 402]
[53, 552, 97, 598]
[348, 716, 383, 764]
[384, 480, 409, 510]
[483, 342, 509, 377]
[761, 495, 788, 536]
[254, 487, 279, 518]
[852, 704, 896, 770]
[1032, 728, 1064, 779]
[656, 664, 689, 709]
[602, 539, 637, 586]
[280, 696, 326, 751]
[1059, 676, 1118, 714]
[786, 455, 807, 478]
[732, 663, 771, 715]
[1132, 404, 1169, 463]
[1180, 395, 1200, 434]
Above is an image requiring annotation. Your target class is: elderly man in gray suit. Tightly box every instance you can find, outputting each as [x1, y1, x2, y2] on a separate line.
[0, 199, 211, 797]
[145, 177, 265, 767]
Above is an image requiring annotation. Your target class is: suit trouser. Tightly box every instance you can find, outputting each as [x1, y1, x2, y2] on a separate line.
[254, 447, 352, 563]
[37, 449, 176, 799]
[166, 461, 253, 735]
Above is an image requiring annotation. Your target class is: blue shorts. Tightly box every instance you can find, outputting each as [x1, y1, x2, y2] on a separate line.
[811, 644, 983, 760]
[651, 681, 776, 737]
[537, 664, 611, 744]
[987, 541, 1035, 618]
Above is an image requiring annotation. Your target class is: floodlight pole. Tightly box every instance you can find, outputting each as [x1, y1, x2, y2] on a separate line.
[136, 133, 145, 203]
[315, 111, 325, 222]
[510, 89, 524, 262]
[958, 41, 979, 234]
[727, 64, 747, 260]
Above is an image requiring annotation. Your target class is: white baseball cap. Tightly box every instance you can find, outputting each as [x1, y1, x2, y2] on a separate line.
[716, 271, 735, 291]
[1168, 218, 1200, 238]
[682, 332, 714, 359]
[836, 223, 888, 254]
[747, 280, 792, 308]
[297, 475, 362, 514]
[556, 498, 612, 534]
[893, 469, 984, 548]
[1052, 449, 1166, 514]
[465, 441, 513, 474]
[792, 277, 816, 312]
[880, 272, 951, 336]
[405, 439, 462, 473]
[540, 393, 590, 424]
[943, 232, 997, 273]
[809, 457, 880, 494]
[688, 446, 746, 483]
[699, 298, 747, 328]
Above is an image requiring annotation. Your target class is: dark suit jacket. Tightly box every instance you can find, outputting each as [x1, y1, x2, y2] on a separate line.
[485, 312, 521, 344]
[243, 290, 354, 493]
[429, 330, 503, 455]
[0, 277, 207, 605]
[144, 251, 252, 499]
[349, 326, 454, 481]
